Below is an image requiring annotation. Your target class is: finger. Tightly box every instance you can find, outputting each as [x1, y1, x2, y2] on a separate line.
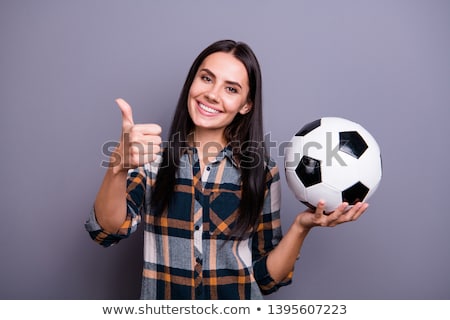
[336, 202, 350, 214]
[129, 139, 162, 155]
[127, 128, 162, 148]
[116, 98, 134, 131]
[337, 202, 368, 223]
[351, 202, 369, 220]
[315, 200, 326, 216]
[324, 202, 349, 226]
[127, 150, 161, 167]
[131, 123, 162, 136]
[326, 202, 349, 217]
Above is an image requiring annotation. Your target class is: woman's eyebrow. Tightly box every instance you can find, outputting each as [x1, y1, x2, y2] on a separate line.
[200, 68, 243, 89]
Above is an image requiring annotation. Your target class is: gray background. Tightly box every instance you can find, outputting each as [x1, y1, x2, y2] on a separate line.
[1, 0, 449, 300]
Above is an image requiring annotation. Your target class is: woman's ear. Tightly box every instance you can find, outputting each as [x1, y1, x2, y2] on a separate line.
[239, 102, 253, 115]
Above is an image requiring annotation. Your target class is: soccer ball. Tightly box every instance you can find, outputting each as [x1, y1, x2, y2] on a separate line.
[284, 117, 382, 213]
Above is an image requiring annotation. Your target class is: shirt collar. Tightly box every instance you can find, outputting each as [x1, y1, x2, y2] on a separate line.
[220, 145, 239, 168]
[184, 144, 239, 168]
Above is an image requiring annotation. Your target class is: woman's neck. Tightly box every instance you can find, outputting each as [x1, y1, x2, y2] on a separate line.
[192, 128, 227, 171]
[192, 128, 226, 150]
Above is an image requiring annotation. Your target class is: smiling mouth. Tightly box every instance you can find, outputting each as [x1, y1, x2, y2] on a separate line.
[198, 102, 221, 114]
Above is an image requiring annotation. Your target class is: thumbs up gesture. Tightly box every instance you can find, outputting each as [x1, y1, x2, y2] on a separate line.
[112, 98, 162, 172]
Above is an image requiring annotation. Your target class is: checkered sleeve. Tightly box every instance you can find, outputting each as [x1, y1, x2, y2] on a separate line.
[85, 167, 147, 247]
[252, 158, 293, 294]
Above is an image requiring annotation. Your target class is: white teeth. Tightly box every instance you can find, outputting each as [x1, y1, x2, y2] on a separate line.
[199, 103, 220, 114]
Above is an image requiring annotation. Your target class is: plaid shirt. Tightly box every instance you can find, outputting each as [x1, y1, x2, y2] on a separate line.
[85, 146, 293, 299]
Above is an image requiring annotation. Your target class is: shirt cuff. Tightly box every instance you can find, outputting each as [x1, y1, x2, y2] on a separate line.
[84, 206, 121, 247]
[84, 206, 103, 232]
[253, 255, 293, 295]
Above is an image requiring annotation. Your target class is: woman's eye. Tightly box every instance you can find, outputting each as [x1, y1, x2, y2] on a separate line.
[201, 75, 212, 82]
[226, 87, 238, 93]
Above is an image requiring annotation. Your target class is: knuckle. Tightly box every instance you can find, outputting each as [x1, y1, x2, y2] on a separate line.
[154, 136, 162, 144]
[152, 145, 161, 154]
[128, 126, 137, 135]
[152, 124, 162, 132]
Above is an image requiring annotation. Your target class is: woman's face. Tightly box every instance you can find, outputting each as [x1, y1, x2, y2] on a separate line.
[187, 51, 252, 136]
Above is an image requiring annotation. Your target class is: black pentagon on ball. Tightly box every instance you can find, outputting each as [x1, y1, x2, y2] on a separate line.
[295, 119, 321, 136]
[342, 181, 369, 205]
[339, 131, 368, 159]
[295, 155, 322, 187]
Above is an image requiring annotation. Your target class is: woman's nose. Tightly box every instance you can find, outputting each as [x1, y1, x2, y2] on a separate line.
[205, 86, 220, 103]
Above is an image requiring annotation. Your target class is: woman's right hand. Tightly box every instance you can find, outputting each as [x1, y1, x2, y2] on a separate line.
[112, 98, 162, 173]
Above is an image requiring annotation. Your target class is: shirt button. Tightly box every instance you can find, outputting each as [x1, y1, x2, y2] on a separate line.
[206, 166, 210, 171]
[194, 225, 200, 231]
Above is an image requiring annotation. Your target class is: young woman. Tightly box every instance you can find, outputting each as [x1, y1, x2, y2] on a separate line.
[85, 39, 368, 299]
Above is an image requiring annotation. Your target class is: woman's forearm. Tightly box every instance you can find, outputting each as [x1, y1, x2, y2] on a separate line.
[266, 219, 311, 283]
[93, 166, 128, 233]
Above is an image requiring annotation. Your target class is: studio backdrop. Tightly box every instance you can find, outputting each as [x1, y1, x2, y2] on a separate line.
[1, 0, 449, 299]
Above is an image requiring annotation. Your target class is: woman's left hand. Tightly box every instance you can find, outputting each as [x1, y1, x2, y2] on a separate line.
[295, 201, 369, 231]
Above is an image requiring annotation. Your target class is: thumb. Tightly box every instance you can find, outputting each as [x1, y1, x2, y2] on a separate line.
[116, 98, 134, 131]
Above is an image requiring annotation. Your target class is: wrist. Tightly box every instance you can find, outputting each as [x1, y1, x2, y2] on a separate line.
[109, 145, 129, 175]
[292, 215, 312, 239]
